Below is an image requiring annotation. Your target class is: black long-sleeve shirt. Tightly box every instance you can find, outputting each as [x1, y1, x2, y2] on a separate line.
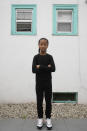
[32, 53, 56, 81]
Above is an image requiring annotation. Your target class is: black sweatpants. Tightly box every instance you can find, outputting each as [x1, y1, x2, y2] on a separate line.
[35, 79, 52, 119]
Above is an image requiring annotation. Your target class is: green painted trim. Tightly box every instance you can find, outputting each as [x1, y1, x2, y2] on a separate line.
[53, 4, 78, 36]
[76, 92, 78, 103]
[52, 101, 77, 103]
[52, 92, 78, 103]
[53, 5, 56, 35]
[11, 4, 37, 35]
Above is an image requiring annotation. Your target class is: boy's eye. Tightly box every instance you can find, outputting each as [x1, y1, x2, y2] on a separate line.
[40, 44, 44, 46]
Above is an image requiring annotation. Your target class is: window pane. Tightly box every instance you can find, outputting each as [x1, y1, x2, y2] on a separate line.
[16, 22, 32, 32]
[16, 9, 32, 20]
[53, 92, 77, 102]
[57, 22, 71, 32]
[57, 10, 72, 22]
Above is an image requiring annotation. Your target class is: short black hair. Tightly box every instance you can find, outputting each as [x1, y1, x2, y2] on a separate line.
[38, 38, 49, 53]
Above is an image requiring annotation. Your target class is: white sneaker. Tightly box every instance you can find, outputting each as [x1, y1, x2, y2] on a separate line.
[36, 118, 43, 129]
[46, 118, 52, 130]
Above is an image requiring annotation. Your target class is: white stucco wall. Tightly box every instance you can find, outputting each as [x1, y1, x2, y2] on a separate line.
[0, 0, 87, 104]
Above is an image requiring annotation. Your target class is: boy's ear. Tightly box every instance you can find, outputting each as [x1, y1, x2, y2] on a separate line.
[47, 45, 48, 48]
[38, 44, 40, 48]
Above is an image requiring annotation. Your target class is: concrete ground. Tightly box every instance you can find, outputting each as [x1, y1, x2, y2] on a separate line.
[0, 118, 87, 131]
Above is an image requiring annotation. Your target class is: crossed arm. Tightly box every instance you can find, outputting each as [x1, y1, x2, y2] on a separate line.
[32, 56, 56, 73]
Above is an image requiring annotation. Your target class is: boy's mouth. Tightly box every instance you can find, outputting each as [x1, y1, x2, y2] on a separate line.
[41, 48, 45, 50]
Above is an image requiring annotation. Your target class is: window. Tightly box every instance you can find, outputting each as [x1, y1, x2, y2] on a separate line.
[16, 9, 32, 32]
[52, 92, 78, 103]
[57, 10, 72, 32]
[11, 5, 37, 35]
[53, 4, 78, 35]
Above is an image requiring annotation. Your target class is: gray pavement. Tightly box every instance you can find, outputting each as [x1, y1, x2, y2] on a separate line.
[0, 118, 87, 131]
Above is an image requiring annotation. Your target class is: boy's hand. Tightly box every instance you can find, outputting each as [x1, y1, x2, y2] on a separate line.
[36, 65, 40, 68]
[48, 64, 51, 67]
[36, 65, 51, 68]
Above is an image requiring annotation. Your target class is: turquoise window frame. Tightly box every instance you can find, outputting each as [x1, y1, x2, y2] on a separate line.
[11, 4, 37, 35]
[53, 4, 78, 36]
[52, 92, 78, 103]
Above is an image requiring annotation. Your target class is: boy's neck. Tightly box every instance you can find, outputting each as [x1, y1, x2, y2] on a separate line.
[40, 51, 47, 55]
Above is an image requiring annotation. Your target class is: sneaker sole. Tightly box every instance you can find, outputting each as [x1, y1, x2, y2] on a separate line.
[47, 126, 52, 130]
[37, 126, 43, 130]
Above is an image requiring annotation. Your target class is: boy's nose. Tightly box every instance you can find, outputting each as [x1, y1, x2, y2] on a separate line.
[42, 46, 45, 48]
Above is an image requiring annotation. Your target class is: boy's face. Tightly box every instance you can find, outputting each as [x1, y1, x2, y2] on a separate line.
[39, 39, 48, 52]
